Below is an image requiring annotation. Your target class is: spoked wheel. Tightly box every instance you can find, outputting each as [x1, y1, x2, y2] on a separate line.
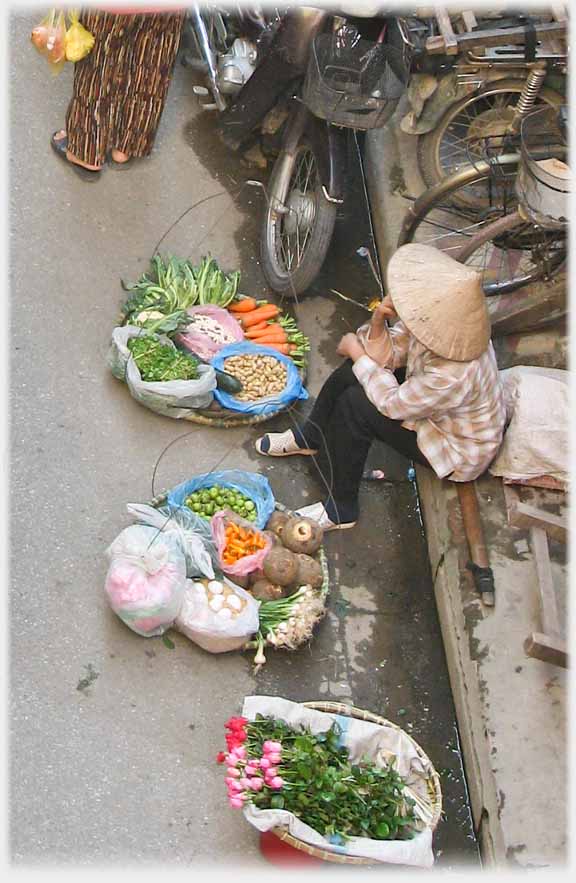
[417, 80, 563, 210]
[260, 139, 338, 298]
[398, 154, 566, 295]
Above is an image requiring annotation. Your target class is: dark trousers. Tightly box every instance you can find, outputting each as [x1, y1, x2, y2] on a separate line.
[299, 360, 430, 520]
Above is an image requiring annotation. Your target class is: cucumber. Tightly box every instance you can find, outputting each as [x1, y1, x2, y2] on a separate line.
[214, 368, 242, 395]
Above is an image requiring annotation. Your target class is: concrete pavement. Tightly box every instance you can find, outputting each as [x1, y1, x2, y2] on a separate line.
[10, 11, 478, 870]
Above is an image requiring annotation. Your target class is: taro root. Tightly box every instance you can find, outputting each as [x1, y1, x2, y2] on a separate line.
[251, 580, 284, 601]
[295, 554, 323, 589]
[248, 567, 265, 585]
[262, 530, 281, 549]
[263, 547, 298, 586]
[281, 516, 324, 556]
[266, 511, 290, 539]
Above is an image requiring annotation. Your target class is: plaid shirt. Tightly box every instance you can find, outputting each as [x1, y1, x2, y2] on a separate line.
[354, 321, 506, 481]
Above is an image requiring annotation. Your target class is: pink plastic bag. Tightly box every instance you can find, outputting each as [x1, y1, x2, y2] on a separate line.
[176, 306, 244, 361]
[105, 525, 186, 637]
[211, 510, 272, 578]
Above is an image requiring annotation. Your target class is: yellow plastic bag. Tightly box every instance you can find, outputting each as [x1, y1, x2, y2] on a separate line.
[30, 9, 67, 75]
[65, 10, 95, 63]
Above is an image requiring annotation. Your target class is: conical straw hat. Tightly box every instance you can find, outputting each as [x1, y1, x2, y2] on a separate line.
[386, 244, 491, 361]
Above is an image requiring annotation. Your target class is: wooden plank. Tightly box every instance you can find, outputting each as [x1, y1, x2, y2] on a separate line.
[425, 21, 566, 54]
[524, 632, 568, 668]
[435, 7, 459, 54]
[530, 527, 560, 638]
[508, 502, 567, 544]
[461, 11, 478, 31]
[488, 272, 566, 337]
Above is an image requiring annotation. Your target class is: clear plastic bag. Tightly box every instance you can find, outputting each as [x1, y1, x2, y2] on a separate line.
[176, 306, 245, 361]
[173, 577, 260, 653]
[166, 469, 275, 530]
[211, 342, 308, 416]
[30, 9, 67, 75]
[211, 510, 272, 578]
[105, 525, 186, 637]
[108, 326, 217, 418]
[126, 503, 216, 580]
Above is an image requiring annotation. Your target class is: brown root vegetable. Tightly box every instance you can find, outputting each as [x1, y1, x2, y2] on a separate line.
[295, 554, 324, 589]
[281, 517, 324, 556]
[248, 568, 266, 585]
[262, 530, 281, 548]
[263, 547, 298, 587]
[266, 511, 290, 539]
[230, 572, 251, 590]
[251, 580, 284, 601]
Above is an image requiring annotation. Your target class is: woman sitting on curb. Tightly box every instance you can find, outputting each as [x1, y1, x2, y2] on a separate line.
[255, 243, 507, 531]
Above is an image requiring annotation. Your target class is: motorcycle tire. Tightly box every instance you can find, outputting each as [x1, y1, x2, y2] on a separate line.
[416, 79, 563, 210]
[260, 138, 337, 298]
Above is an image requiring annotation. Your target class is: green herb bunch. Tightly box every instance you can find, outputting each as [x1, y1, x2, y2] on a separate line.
[245, 715, 418, 842]
[128, 335, 199, 382]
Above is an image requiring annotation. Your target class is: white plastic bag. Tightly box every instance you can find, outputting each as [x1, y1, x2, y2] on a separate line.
[490, 366, 568, 489]
[173, 578, 260, 653]
[105, 525, 186, 637]
[108, 326, 217, 418]
[126, 503, 215, 580]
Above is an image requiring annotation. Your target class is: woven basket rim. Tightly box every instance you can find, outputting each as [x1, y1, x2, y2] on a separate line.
[269, 700, 443, 865]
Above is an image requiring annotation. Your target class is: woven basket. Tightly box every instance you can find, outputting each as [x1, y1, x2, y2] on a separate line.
[269, 701, 443, 865]
[117, 305, 307, 428]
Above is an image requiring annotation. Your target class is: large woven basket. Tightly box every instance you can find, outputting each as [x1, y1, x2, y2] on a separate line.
[269, 701, 443, 865]
[117, 305, 307, 428]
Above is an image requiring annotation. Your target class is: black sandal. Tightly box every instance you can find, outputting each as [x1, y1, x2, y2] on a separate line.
[50, 132, 102, 181]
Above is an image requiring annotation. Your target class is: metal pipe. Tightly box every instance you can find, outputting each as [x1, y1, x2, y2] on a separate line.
[190, 4, 227, 111]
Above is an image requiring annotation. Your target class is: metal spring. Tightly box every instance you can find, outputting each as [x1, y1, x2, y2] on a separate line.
[515, 66, 547, 117]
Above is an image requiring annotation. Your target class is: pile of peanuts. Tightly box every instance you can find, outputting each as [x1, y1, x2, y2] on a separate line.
[224, 354, 287, 402]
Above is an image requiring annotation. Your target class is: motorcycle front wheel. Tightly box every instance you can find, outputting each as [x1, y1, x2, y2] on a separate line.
[260, 139, 337, 298]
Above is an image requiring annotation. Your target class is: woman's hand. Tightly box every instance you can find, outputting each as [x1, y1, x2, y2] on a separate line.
[371, 295, 397, 334]
[337, 333, 365, 362]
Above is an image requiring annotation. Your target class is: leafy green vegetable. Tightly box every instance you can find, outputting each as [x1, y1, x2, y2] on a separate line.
[121, 254, 241, 330]
[243, 716, 418, 843]
[127, 335, 199, 382]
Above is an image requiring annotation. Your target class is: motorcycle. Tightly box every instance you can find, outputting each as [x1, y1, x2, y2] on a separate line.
[184, 4, 413, 297]
[398, 11, 567, 199]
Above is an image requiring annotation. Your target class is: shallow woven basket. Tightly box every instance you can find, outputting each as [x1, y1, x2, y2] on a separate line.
[117, 307, 307, 428]
[269, 701, 443, 866]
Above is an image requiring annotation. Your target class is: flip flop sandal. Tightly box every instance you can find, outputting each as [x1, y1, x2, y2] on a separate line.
[50, 132, 101, 181]
[255, 429, 318, 457]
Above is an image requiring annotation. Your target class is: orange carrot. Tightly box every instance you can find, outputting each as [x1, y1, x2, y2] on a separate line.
[241, 305, 280, 328]
[230, 297, 257, 313]
[246, 327, 287, 342]
[258, 342, 292, 355]
[244, 320, 269, 334]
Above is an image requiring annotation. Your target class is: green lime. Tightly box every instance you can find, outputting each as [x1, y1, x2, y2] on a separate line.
[209, 487, 218, 499]
[245, 500, 255, 511]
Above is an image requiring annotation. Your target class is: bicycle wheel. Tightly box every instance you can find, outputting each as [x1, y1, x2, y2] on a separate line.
[398, 154, 566, 295]
[417, 80, 564, 210]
